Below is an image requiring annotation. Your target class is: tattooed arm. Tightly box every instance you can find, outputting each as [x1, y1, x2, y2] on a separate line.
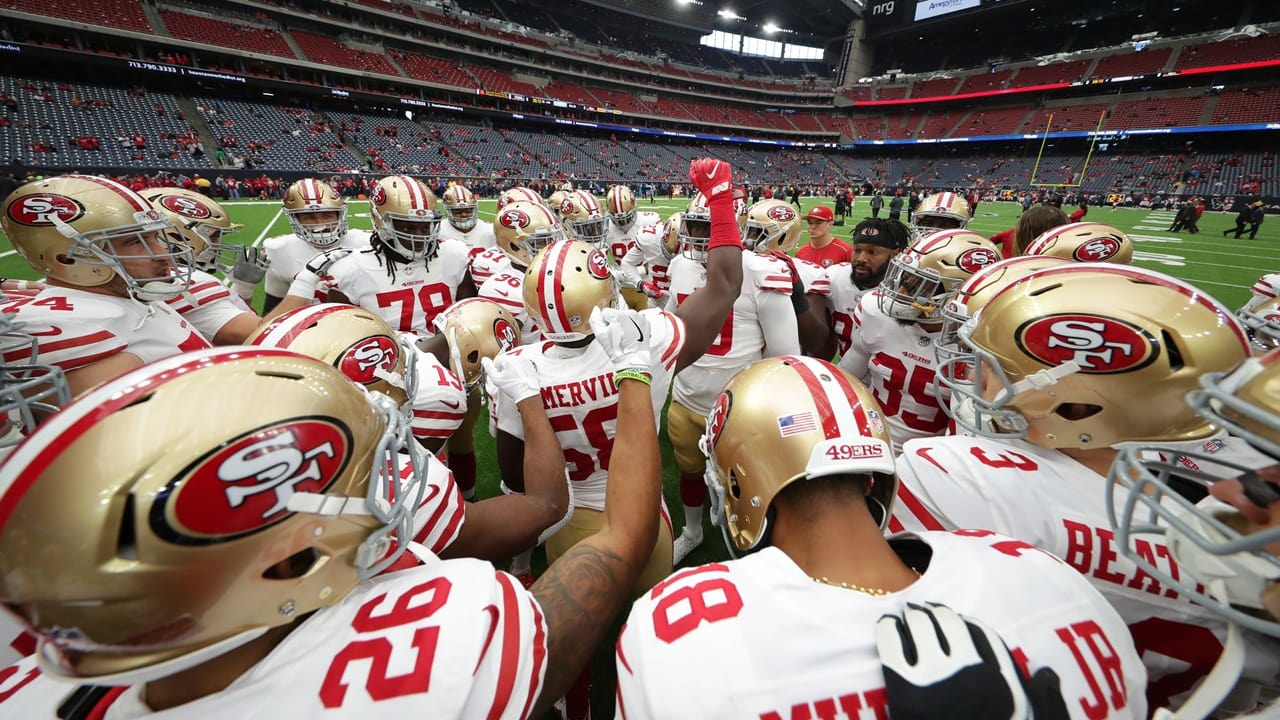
[529, 375, 661, 717]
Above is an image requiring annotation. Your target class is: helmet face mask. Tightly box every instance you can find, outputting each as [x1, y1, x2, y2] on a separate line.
[1107, 350, 1280, 638]
[606, 185, 637, 233]
[0, 347, 433, 684]
[911, 192, 971, 240]
[369, 176, 440, 261]
[1239, 297, 1280, 351]
[678, 207, 712, 263]
[0, 309, 70, 455]
[560, 191, 609, 248]
[495, 202, 565, 268]
[441, 185, 478, 232]
[283, 179, 348, 248]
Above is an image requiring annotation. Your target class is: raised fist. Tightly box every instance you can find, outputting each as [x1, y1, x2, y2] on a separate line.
[589, 306, 651, 373]
[689, 158, 734, 202]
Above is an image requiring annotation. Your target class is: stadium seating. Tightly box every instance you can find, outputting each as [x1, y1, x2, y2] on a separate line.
[1008, 60, 1090, 87]
[1174, 35, 1280, 71]
[1106, 94, 1208, 130]
[3, 0, 151, 32]
[1210, 86, 1280, 125]
[1089, 47, 1173, 79]
[192, 97, 351, 172]
[390, 50, 478, 90]
[160, 10, 297, 59]
[290, 31, 400, 76]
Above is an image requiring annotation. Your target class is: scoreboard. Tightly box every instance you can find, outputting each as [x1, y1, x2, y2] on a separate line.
[863, 0, 1013, 33]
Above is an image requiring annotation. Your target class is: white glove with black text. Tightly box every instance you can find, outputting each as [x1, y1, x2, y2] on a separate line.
[482, 354, 541, 405]
[589, 306, 651, 373]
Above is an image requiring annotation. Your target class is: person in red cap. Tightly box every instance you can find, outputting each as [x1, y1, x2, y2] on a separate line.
[796, 205, 853, 268]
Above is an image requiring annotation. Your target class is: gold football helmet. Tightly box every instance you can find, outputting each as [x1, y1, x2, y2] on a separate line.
[1242, 272, 1280, 314]
[547, 189, 572, 218]
[441, 183, 478, 232]
[0, 307, 70, 455]
[743, 199, 803, 254]
[1109, 349, 1280, 638]
[494, 201, 566, 269]
[688, 190, 749, 230]
[702, 356, 898, 556]
[938, 264, 1252, 449]
[559, 190, 609, 247]
[435, 297, 520, 390]
[0, 346, 428, 683]
[498, 186, 544, 210]
[369, 175, 440, 261]
[1240, 296, 1280, 351]
[1, 174, 193, 302]
[606, 184, 637, 232]
[282, 178, 347, 248]
[878, 229, 1001, 321]
[1025, 222, 1133, 264]
[936, 256, 1070, 368]
[912, 192, 971, 236]
[662, 212, 683, 259]
[523, 240, 619, 343]
[246, 303, 415, 409]
[141, 187, 243, 272]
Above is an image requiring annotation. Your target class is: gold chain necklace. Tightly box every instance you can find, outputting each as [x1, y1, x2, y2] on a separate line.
[810, 568, 921, 596]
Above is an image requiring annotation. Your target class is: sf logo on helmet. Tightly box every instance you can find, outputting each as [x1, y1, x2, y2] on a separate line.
[370, 185, 387, 207]
[1074, 237, 1121, 262]
[587, 249, 611, 280]
[6, 194, 85, 227]
[160, 195, 212, 219]
[560, 198, 577, 216]
[494, 317, 518, 351]
[705, 391, 732, 450]
[500, 208, 530, 230]
[340, 336, 399, 384]
[164, 420, 351, 541]
[957, 247, 1000, 274]
[1016, 313, 1158, 373]
[767, 205, 796, 222]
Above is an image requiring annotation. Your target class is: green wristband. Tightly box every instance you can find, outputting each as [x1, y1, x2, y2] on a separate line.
[614, 368, 653, 386]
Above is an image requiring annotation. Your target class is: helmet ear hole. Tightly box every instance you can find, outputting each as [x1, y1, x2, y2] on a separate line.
[262, 548, 322, 580]
[728, 470, 742, 500]
[1054, 403, 1103, 421]
[1163, 330, 1185, 371]
[466, 350, 479, 364]
[115, 494, 139, 561]
[54, 253, 75, 266]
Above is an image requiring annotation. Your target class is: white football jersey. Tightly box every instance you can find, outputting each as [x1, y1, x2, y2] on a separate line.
[400, 449, 466, 557]
[326, 240, 472, 336]
[262, 230, 368, 298]
[0, 616, 33, 667]
[438, 218, 496, 252]
[617, 531, 1147, 720]
[791, 256, 830, 297]
[604, 211, 660, 267]
[0, 560, 545, 719]
[620, 224, 672, 296]
[494, 309, 685, 511]
[668, 251, 800, 416]
[164, 268, 251, 341]
[0, 287, 210, 372]
[468, 247, 515, 287]
[822, 263, 874, 357]
[478, 271, 541, 345]
[892, 435, 1280, 712]
[838, 291, 948, 451]
[407, 345, 469, 446]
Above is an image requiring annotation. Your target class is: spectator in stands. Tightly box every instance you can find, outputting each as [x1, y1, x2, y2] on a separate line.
[797, 206, 852, 269]
[1015, 204, 1069, 255]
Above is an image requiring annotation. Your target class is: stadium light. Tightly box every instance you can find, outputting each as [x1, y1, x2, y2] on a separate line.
[763, 22, 781, 33]
[718, 8, 743, 20]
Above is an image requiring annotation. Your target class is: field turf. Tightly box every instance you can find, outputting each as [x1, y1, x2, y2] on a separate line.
[2, 196, 1274, 716]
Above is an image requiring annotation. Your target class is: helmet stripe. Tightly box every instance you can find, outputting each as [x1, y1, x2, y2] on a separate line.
[786, 357, 841, 440]
[302, 179, 320, 205]
[252, 303, 352, 348]
[69, 174, 149, 212]
[537, 242, 573, 334]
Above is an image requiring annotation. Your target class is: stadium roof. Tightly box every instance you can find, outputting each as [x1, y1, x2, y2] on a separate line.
[583, 0, 858, 44]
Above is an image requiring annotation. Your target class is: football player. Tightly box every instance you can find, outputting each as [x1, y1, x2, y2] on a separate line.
[811, 217, 912, 361]
[322, 175, 476, 336]
[893, 264, 1280, 712]
[142, 187, 273, 345]
[478, 201, 567, 345]
[0, 341, 664, 719]
[558, 190, 610, 249]
[911, 191, 972, 239]
[667, 192, 803, 566]
[603, 184, 661, 310]
[616, 356, 1147, 720]
[0, 174, 210, 399]
[838, 229, 1001, 452]
[437, 183, 496, 253]
[740, 198, 831, 358]
[261, 178, 367, 313]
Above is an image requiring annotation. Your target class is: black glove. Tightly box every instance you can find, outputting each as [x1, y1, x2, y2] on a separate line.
[875, 603, 1070, 720]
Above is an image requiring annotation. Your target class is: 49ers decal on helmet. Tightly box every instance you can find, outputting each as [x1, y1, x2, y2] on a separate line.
[767, 205, 797, 222]
[706, 391, 732, 451]
[559, 198, 576, 216]
[957, 247, 1001, 274]
[370, 184, 387, 208]
[6, 193, 86, 227]
[1073, 236, 1122, 262]
[494, 317, 518, 351]
[338, 336, 399, 385]
[159, 195, 213, 219]
[1015, 313, 1160, 374]
[499, 208, 530, 230]
[155, 418, 353, 543]
[587, 248, 611, 280]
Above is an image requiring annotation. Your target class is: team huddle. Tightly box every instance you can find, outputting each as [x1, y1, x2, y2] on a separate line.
[0, 158, 1278, 720]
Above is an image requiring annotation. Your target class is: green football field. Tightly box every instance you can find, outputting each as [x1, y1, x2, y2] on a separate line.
[2, 196, 1276, 716]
